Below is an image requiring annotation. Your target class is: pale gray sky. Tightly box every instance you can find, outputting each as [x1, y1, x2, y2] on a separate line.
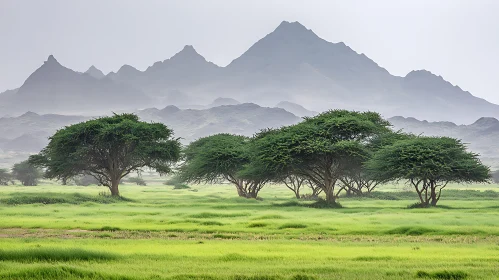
[1, 0, 499, 102]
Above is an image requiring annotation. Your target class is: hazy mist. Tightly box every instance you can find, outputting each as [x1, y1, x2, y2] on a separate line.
[1, 0, 499, 103]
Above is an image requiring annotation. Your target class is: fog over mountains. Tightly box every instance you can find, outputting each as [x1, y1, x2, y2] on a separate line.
[1, 21, 498, 123]
[1, 20, 499, 167]
[0, 104, 300, 167]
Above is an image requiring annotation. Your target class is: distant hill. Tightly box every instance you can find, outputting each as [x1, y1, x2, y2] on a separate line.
[208, 97, 241, 108]
[137, 103, 300, 142]
[275, 101, 317, 117]
[0, 104, 300, 166]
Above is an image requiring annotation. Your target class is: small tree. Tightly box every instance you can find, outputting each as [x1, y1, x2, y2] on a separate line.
[179, 134, 268, 198]
[12, 161, 42, 186]
[127, 177, 147, 186]
[367, 137, 490, 206]
[29, 114, 181, 196]
[0, 168, 12, 185]
[251, 110, 391, 204]
[73, 174, 101, 186]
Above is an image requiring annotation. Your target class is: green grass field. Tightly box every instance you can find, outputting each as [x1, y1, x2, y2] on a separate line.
[0, 182, 498, 279]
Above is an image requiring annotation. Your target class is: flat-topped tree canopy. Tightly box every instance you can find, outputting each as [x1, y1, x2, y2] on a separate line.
[29, 113, 181, 196]
[250, 110, 392, 204]
[367, 136, 490, 206]
[179, 133, 268, 198]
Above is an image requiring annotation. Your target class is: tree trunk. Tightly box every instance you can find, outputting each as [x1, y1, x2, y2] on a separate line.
[110, 178, 120, 196]
[324, 189, 336, 203]
[323, 176, 337, 204]
[430, 181, 438, 206]
[235, 184, 248, 198]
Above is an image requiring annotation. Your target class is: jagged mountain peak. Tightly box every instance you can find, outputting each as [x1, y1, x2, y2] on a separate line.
[19, 111, 40, 118]
[169, 45, 210, 63]
[274, 21, 312, 34]
[45, 55, 59, 65]
[85, 65, 105, 79]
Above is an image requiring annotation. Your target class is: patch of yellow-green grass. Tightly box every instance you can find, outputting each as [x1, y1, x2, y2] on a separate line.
[0, 182, 498, 279]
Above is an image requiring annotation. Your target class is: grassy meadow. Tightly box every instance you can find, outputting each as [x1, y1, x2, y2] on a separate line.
[0, 181, 498, 279]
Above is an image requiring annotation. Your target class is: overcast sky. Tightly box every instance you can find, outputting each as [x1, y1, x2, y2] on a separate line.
[1, 0, 499, 102]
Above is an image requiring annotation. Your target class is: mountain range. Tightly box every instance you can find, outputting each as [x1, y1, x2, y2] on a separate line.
[2, 105, 499, 169]
[1, 21, 498, 123]
[0, 103, 300, 167]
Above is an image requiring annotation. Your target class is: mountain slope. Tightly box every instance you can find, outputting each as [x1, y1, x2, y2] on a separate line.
[275, 101, 317, 117]
[137, 103, 301, 142]
[84, 65, 105, 79]
[0, 56, 152, 115]
[1, 21, 498, 122]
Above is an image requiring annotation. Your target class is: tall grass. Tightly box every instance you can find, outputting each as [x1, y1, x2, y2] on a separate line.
[0, 192, 133, 205]
[0, 248, 119, 262]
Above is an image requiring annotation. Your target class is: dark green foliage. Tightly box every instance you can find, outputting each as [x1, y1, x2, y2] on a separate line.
[126, 177, 147, 186]
[416, 270, 468, 280]
[0, 168, 12, 185]
[0, 248, 118, 262]
[11, 161, 42, 186]
[308, 199, 343, 209]
[278, 223, 307, 229]
[179, 134, 267, 198]
[251, 110, 391, 203]
[0, 192, 131, 205]
[247, 222, 267, 228]
[29, 114, 181, 196]
[367, 136, 490, 206]
[99, 226, 121, 232]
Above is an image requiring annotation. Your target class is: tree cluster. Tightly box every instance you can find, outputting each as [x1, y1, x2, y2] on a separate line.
[26, 111, 491, 207]
[178, 110, 490, 206]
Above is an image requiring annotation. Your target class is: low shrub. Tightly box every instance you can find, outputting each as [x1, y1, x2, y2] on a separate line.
[308, 199, 343, 209]
[416, 270, 468, 280]
[278, 223, 307, 229]
[248, 222, 268, 228]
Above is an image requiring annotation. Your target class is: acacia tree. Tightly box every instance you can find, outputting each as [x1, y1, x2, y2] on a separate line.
[367, 136, 490, 206]
[339, 131, 414, 195]
[29, 114, 181, 196]
[251, 110, 391, 204]
[179, 134, 268, 198]
[0, 168, 13, 185]
[11, 161, 42, 186]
